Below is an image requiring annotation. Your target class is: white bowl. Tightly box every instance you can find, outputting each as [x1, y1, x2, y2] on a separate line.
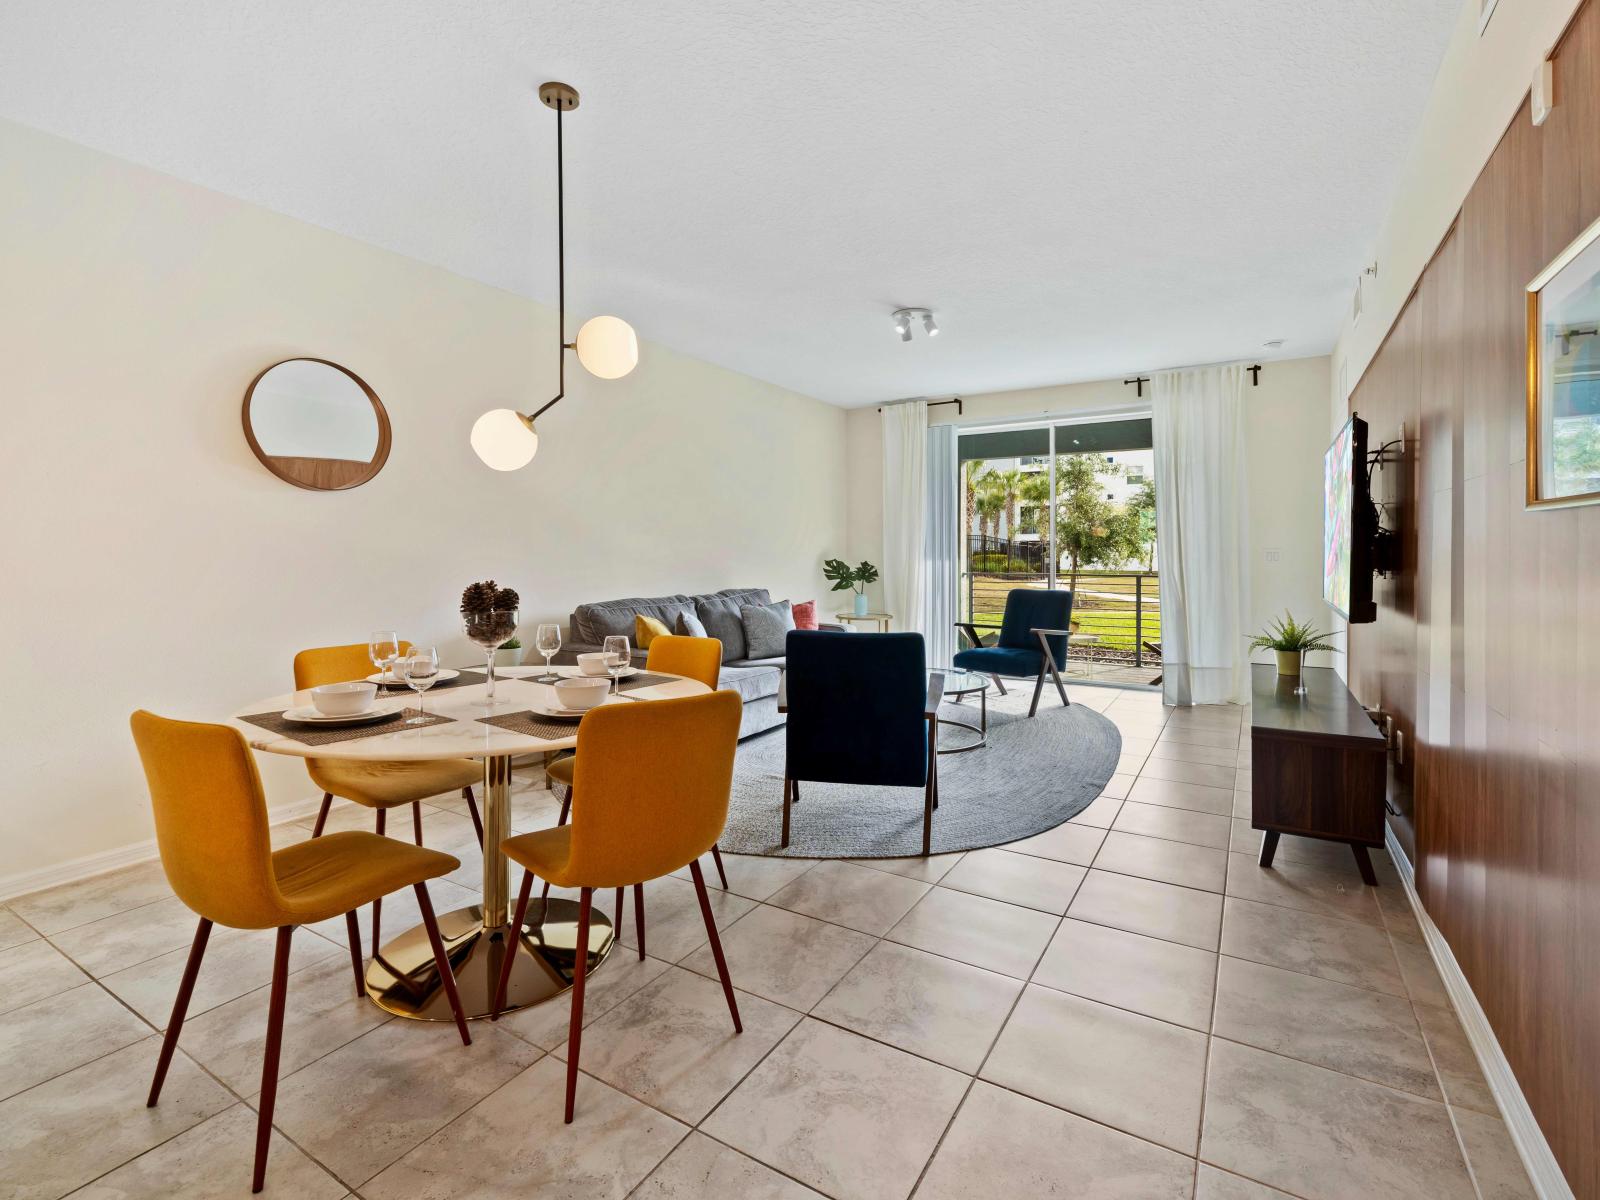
[553, 676, 611, 711]
[576, 652, 613, 677]
[311, 681, 378, 716]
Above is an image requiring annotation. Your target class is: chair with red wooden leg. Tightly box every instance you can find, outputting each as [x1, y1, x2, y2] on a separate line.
[294, 642, 485, 949]
[490, 689, 744, 1123]
[130, 710, 472, 1194]
[543, 635, 732, 944]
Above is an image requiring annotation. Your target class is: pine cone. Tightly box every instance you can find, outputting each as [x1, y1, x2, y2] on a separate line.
[460, 580, 499, 616]
[494, 586, 520, 611]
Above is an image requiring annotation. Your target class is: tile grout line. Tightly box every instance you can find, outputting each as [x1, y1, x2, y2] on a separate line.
[1191, 913, 1226, 1197]
[905, 869, 1083, 1197]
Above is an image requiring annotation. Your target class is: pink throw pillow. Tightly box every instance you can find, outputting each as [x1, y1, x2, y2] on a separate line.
[792, 599, 818, 630]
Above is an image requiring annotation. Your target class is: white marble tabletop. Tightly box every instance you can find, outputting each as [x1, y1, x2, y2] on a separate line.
[231, 665, 708, 761]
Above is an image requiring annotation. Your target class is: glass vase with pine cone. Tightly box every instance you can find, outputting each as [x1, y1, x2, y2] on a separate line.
[462, 581, 520, 703]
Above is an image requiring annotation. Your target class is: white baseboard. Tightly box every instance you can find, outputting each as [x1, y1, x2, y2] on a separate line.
[1385, 828, 1575, 1200]
[0, 795, 326, 903]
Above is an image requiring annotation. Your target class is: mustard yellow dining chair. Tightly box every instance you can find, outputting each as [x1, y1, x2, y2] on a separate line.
[294, 642, 485, 948]
[544, 635, 731, 938]
[130, 711, 470, 1195]
[490, 690, 744, 1123]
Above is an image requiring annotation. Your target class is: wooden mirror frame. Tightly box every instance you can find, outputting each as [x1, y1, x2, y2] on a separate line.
[242, 358, 392, 491]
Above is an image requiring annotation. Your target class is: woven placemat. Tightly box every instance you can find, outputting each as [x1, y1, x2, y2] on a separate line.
[477, 710, 585, 740]
[617, 671, 678, 692]
[238, 708, 455, 745]
[372, 669, 490, 693]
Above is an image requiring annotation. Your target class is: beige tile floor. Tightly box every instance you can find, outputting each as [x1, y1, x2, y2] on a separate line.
[0, 686, 1538, 1199]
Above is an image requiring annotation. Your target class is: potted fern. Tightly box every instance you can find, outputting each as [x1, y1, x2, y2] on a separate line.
[1248, 612, 1339, 677]
[823, 558, 880, 616]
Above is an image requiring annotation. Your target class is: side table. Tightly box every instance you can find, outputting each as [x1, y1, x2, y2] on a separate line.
[834, 611, 893, 632]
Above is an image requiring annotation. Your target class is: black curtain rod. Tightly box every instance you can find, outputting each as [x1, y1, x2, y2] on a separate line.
[876, 397, 964, 414]
[1124, 364, 1263, 397]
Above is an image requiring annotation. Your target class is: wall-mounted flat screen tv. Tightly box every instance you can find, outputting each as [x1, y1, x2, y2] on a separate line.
[1324, 414, 1376, 623]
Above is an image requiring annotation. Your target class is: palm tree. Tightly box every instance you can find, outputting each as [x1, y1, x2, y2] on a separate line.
[1019, 472, 1051, 570]
[975, 484, 1005, 557]
[1020, 472, 1050, 534]
[962, 460, 987, 552]
[990, 468, 1025, 563]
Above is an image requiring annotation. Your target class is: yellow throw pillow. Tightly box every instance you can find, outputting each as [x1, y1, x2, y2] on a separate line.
[634, 614, 671, 648]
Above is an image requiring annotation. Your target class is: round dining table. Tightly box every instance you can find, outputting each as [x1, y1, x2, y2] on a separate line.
[230, 665, 709, 1021]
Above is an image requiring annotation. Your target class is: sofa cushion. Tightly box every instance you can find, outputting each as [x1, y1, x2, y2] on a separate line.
[712, 587, 771, 607]
[696, 594, 749, 662]
[634, 613, 671, 648]
[792, 599, 819, 630]
[717, 662, 783, 703]
[572, 594, 693, 644]
[741, 599, 794, 659]
[675, 610, 708, 638]
[724, 656, 787, 669]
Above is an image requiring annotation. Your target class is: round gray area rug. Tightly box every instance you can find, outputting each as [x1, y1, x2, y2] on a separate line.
[717, 701, 1122, 858]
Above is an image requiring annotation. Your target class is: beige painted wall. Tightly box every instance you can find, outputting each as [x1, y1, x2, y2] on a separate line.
[1332, 0, 1581, 403]
[846, 357, 1334, 649]
[0, 118, 847, 893]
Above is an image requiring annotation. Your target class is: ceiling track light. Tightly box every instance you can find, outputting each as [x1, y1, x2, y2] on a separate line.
[892, 307, 937, 342]
[472, 82, 639, 471]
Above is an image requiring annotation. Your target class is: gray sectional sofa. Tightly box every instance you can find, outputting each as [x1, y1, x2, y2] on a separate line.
[559, 588, 843, 738]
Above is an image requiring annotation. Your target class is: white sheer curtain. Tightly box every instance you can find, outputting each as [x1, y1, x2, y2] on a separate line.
[923, 423, 959, 666]
[881, 400, 928, 637]
[1152, 364, 1251, 705]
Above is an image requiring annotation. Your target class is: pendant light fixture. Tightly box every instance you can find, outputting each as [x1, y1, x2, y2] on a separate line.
[472, 82, 638, 470]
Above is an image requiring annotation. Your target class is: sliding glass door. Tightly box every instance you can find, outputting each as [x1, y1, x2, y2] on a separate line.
[956, 414, 1161, 684]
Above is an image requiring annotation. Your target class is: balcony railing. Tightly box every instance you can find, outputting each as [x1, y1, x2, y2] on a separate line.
[964, 562, 1161, 675]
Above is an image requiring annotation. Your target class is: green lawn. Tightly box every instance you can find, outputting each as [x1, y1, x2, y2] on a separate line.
[969, 571, 1160, 656]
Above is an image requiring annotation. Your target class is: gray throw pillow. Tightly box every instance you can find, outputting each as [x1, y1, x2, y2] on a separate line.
[740, 599, 794, 660]
[675, 610, 708, 638]
[694, 595, 747, 662]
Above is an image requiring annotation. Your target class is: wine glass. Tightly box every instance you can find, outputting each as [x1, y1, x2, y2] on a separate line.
[369, 630, 401, 684]
[535, 623, 561, 682]
[398, 646, 440, 724]
[603, 635, 630, 694]
[465, 608, 518, 704]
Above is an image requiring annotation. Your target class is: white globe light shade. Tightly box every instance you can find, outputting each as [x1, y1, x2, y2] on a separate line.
[470, 408, 539, 471]
[575, 315, 639, 379]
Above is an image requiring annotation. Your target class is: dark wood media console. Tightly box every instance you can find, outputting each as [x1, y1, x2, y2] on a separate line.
[1249, 664, 1388, 886]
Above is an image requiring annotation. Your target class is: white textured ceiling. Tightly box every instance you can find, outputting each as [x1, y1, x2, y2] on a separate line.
[0, 1, 1460, 406]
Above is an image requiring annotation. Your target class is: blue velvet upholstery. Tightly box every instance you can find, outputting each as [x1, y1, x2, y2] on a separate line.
[952, 645, 1043, 677]
[998, 589, 1072, 663]
[784, 630, 928, 788]
[954, 589, 1074, 679]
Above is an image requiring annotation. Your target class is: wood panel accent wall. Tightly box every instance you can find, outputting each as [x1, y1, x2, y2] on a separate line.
[1347, 6, 1599, 1192]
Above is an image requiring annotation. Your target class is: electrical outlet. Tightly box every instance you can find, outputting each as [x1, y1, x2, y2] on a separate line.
[1264, 548, 1282, 563]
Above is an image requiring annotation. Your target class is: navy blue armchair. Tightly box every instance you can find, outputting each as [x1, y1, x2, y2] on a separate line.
[779, 630, 943, 856]
[952, 588, 1074, 717]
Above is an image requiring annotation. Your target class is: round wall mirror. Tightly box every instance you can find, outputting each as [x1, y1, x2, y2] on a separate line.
[242, 358, 391, 491]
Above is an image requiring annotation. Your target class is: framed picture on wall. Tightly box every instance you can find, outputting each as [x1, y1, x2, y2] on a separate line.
[1526, 213, 1600, 509]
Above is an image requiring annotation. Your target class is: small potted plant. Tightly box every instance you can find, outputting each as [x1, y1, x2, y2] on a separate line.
[494, 636, 522, 670]
[824, 558, 880, 616]
[1248, 611, 1339, 677]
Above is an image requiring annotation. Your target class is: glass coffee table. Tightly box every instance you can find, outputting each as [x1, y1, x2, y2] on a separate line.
[933, 668, 990, 754]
